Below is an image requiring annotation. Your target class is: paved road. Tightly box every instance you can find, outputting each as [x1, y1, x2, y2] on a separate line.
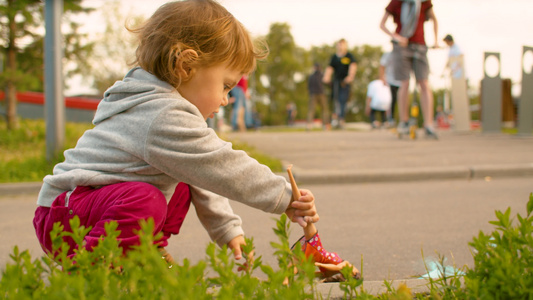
[1, 128, 532, 295]
[1, 178, 531, 288]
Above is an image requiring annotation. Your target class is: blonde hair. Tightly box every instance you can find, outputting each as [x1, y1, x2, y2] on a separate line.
[128, 0, 267, 88]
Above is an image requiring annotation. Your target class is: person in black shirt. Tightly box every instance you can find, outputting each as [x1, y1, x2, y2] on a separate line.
[323, 39, 357, 129]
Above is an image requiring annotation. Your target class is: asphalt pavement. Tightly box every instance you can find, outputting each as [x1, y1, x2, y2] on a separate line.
[1, 125, 532, 297]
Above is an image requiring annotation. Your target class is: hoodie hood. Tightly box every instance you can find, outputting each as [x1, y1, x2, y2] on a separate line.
[93, 67, 178, 124]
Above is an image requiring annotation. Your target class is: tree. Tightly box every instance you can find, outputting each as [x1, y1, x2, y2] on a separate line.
[84, 1, 144, 95]
[0, 0, 93, 130]
[0, 0, 41, 130]
[251, 23, 384, 126]
[253, 23, 307, 126]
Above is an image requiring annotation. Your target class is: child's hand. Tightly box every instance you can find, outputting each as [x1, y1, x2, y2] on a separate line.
[286, 188, 319, 227]
[228, 235, 246, 260]
[227, 235, 254, 272]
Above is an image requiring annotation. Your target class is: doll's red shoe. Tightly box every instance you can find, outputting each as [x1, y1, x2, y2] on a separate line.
[291, 232, 361, 281]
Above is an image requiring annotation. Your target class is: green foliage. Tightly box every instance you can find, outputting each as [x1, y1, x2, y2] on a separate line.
[0, 0, 93, 92]
[339, 263, 364, 299]
[0, 214, 317, 299]
[85, 1, 144, 95]
[0, 119, 93, 183]
[0, 0, 42, 98]
[464, 193, 533, 299]
[0, 0, 94, 130]
[254, 23, 309, 126]
[2, 195, 533, 298]
[420, 251, 467, 300]
[226, 138, 283, 173]
[252, 23, 384, 126]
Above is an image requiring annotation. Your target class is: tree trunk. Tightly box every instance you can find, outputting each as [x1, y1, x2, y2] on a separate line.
[5, 0, 18, 130]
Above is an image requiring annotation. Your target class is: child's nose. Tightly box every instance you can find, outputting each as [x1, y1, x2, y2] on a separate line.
[222, 95, 229, 106]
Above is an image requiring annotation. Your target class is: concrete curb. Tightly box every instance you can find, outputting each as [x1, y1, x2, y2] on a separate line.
[287, 163, 533, 185]
[290, 166, 471, 185]
[0, 182, 42, 195]
[470, 163, 533, 179]
[316, 278, 430, 298]
[2, 162, 533, 195]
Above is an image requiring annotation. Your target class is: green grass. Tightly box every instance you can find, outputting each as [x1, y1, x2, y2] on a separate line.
[0, 118, 283, 183]
[0, 119, 94, 183]
[226, 138, 283, 173]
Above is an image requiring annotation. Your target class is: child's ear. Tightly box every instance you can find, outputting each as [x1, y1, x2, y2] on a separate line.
[175, 49, 199, 81]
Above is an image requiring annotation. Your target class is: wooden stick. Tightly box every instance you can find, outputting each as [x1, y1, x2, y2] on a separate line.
[287, 164, 316, 239]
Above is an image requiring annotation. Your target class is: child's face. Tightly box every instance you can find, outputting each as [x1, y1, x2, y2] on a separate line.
[178, 63, 243, 120]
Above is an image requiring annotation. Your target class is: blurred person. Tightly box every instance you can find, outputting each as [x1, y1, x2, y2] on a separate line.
[379, 51, 401, 126]
[307, 63, 330, 130]
[379, 0, 439, 139]
[230, 76, 249, 132]
[323, 39, 357, 129]
[443, 34, 465, 79]
[365, 79, 392, 129]
[286, 102, 297, 126]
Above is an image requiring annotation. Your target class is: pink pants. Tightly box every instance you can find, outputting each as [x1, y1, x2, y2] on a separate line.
[33, 182, 191, 256]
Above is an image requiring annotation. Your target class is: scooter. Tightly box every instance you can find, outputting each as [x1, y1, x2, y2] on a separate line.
[398, 88, 419, 140]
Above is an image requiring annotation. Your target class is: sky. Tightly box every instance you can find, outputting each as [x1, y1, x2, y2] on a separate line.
[72, 0, 533, 96]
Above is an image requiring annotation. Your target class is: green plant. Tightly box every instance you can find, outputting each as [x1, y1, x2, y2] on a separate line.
[338, 254, 364, 298]
[224, 138, 283, 173]
[465, 193, 533, 299]
[0, 214, 318, 299]
[3, 194, 532, 299]
[260, 213, 317, 298]
[0, 119, 93, 183]
[420, 251, 466, 300]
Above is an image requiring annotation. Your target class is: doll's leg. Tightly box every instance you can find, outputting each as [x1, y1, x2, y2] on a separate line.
[286, 165, 360, 280]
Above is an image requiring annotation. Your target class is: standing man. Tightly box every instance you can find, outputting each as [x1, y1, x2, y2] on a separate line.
[443, 34, 471, 132]
[323, 39, 357, 129]
[443, 34, 465, 79]
[307, 63, 330, 130]
[379, 0, 439, 139]
[379, 51, 401, 126]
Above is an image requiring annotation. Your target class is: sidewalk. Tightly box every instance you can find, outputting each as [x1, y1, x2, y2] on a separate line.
[2, 126, 532, 195]
[225, 126, 533, 184]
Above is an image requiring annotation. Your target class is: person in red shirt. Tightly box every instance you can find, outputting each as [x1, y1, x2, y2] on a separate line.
[379, 0, 439, 139]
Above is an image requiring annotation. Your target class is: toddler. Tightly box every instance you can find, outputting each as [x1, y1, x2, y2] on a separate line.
[33, 0, 318, 264]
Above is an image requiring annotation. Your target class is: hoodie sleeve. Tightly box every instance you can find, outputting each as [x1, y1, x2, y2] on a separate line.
[144, 100, 292, 215]
[190, 185, 244, 247]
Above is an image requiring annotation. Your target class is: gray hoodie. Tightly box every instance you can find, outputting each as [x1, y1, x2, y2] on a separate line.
[37, 67, 292, 246]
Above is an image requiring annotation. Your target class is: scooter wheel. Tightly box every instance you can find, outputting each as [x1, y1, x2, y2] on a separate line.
[409, 126, 417, 139]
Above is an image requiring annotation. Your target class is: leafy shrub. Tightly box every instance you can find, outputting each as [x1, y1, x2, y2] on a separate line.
[0, 214, 316, 299]
[464, 193, 533, 299]
[2, 194, 532, 299]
